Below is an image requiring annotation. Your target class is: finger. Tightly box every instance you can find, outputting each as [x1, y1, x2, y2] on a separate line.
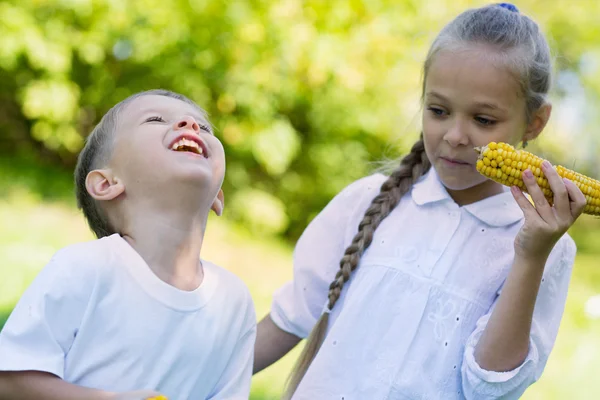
[522, 169, 554, 222]
[563, 178, 587, 218]
[511, 185, 539, 220]
[542, 161, 570, 217]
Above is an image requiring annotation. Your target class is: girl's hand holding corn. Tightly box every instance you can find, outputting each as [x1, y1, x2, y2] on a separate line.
[511, 160, 587, 262]
[475, 141, 594, 263]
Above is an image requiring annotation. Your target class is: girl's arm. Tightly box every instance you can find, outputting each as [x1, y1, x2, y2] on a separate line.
[0, 371, 162, 400]
[253, 315, 301, 374]
[473, 162, 586, 371]
[473, 253, 547, 371]
[461, 236, 575, 400]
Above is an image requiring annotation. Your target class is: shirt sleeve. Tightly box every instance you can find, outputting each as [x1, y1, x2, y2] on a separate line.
[269, 174, 387, 338]
[461, 234, 577, 399]
[0, 248, 92, 378]
[207, 291, 257, 400]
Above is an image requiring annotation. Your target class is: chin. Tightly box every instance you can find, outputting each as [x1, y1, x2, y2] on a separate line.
[437, 174, 487, 192]
[174, 157, 223, 180]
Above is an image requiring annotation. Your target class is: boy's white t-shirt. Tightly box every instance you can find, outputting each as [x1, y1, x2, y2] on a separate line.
[0, 234, 256, 400]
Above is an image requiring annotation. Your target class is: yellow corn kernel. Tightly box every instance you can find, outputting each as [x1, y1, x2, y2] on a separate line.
[475, 142, 600, 216]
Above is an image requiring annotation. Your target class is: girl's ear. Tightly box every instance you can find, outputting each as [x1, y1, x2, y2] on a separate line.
[86, 169, 125, 201]
[523, 102, 552, 143]
[211, 189, 224, 216]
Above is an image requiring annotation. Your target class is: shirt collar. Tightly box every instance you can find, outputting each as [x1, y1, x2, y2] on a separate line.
[410, 168, 524, 227]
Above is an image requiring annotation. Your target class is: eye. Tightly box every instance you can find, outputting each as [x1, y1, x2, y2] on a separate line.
[427, 106, 447, 117]
[474, 116, 496, 126]
[199, 124, 212, 134]
[145, 116, 165, 123]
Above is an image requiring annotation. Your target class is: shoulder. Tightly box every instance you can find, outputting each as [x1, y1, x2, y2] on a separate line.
[293, 173, 389, 247]
[204, 260, 256, 331]
[8, 237, 117, 312]
[205, 260, 254, 306]
[334, 173, 388, 204]
[53, 235, 115, 263]
[314, 173, 389, 223]
[40, 234, 125, 296]
[42, 235, 118, 281]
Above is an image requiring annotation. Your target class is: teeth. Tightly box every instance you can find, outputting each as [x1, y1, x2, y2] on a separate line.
[171, 138, 203, 154]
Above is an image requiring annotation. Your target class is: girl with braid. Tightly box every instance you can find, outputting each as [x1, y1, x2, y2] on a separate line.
[253, 3, 587, 400]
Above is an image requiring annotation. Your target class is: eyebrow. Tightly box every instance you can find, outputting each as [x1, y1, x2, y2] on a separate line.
[425, 91, 505, 112]
[425, 91, 449, 102]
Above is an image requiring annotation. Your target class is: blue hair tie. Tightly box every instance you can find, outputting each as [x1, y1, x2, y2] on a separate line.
[497, 2, 519, 12]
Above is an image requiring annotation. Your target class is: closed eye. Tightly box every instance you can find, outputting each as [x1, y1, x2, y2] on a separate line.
[199, 124, 212, 134]
[145, 116, 165, 123]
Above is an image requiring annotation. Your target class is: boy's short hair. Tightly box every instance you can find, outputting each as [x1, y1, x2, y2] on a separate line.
[74, 89, 210, 239]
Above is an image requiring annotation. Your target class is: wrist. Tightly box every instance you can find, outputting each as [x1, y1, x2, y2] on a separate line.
[512, 250, 549, 272]
[514, 242, 551, 266]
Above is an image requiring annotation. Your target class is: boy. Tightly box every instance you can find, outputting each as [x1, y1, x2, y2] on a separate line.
[0, 90, 256, 399]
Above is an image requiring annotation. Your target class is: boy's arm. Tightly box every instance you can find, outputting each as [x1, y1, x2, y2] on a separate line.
[253, 314, 301, 374]
[0, 371, 111, 400]
[0, 371, 162, 400]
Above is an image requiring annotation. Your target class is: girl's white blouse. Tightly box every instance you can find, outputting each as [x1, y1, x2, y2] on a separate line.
[271, 169, 576, 400]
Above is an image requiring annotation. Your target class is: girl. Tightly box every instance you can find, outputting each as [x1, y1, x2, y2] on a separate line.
[254, 3, 587, 400]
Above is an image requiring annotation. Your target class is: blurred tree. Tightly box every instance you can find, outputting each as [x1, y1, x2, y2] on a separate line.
[1, 0, 599, 240]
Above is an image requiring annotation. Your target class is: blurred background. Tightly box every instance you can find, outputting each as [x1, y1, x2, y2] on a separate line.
[0, 0, 599, 398]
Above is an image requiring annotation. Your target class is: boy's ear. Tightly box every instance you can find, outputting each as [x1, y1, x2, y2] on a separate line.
[523, 102, 552, 142]
[86, 169, 125, 201]
[211, 189, 224, 216]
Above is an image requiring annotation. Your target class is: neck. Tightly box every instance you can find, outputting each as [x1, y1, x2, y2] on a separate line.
[120, 206, 209, 291]
[447, 180, 505, 206]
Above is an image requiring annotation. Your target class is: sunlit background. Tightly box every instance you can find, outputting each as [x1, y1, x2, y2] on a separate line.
[1, 0, 599, 399]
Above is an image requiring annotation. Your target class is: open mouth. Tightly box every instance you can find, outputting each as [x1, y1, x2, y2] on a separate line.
[171, 138, 202, 155]
[169, 134, 208, 158]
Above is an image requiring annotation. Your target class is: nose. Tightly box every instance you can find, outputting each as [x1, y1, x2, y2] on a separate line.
[173, 116, 200, 133]
[443, 118, 470, 147]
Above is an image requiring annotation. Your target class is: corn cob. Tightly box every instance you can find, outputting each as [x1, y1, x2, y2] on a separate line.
[475, 141, 600, 216]
[146, 396, 168, 400]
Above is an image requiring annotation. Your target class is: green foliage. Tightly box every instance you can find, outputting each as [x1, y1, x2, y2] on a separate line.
[1, 0, 600, 241]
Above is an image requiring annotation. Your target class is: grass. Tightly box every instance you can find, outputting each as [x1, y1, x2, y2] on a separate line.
[1, 186, 599, 399]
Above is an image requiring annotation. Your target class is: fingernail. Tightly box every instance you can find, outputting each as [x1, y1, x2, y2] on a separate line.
[524, 169, 533, 178]
[542, 160, 551, 169]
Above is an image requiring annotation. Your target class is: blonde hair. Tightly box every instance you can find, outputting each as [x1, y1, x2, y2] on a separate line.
[74, 89, 209, 238]
[282, 3, 553, 398]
